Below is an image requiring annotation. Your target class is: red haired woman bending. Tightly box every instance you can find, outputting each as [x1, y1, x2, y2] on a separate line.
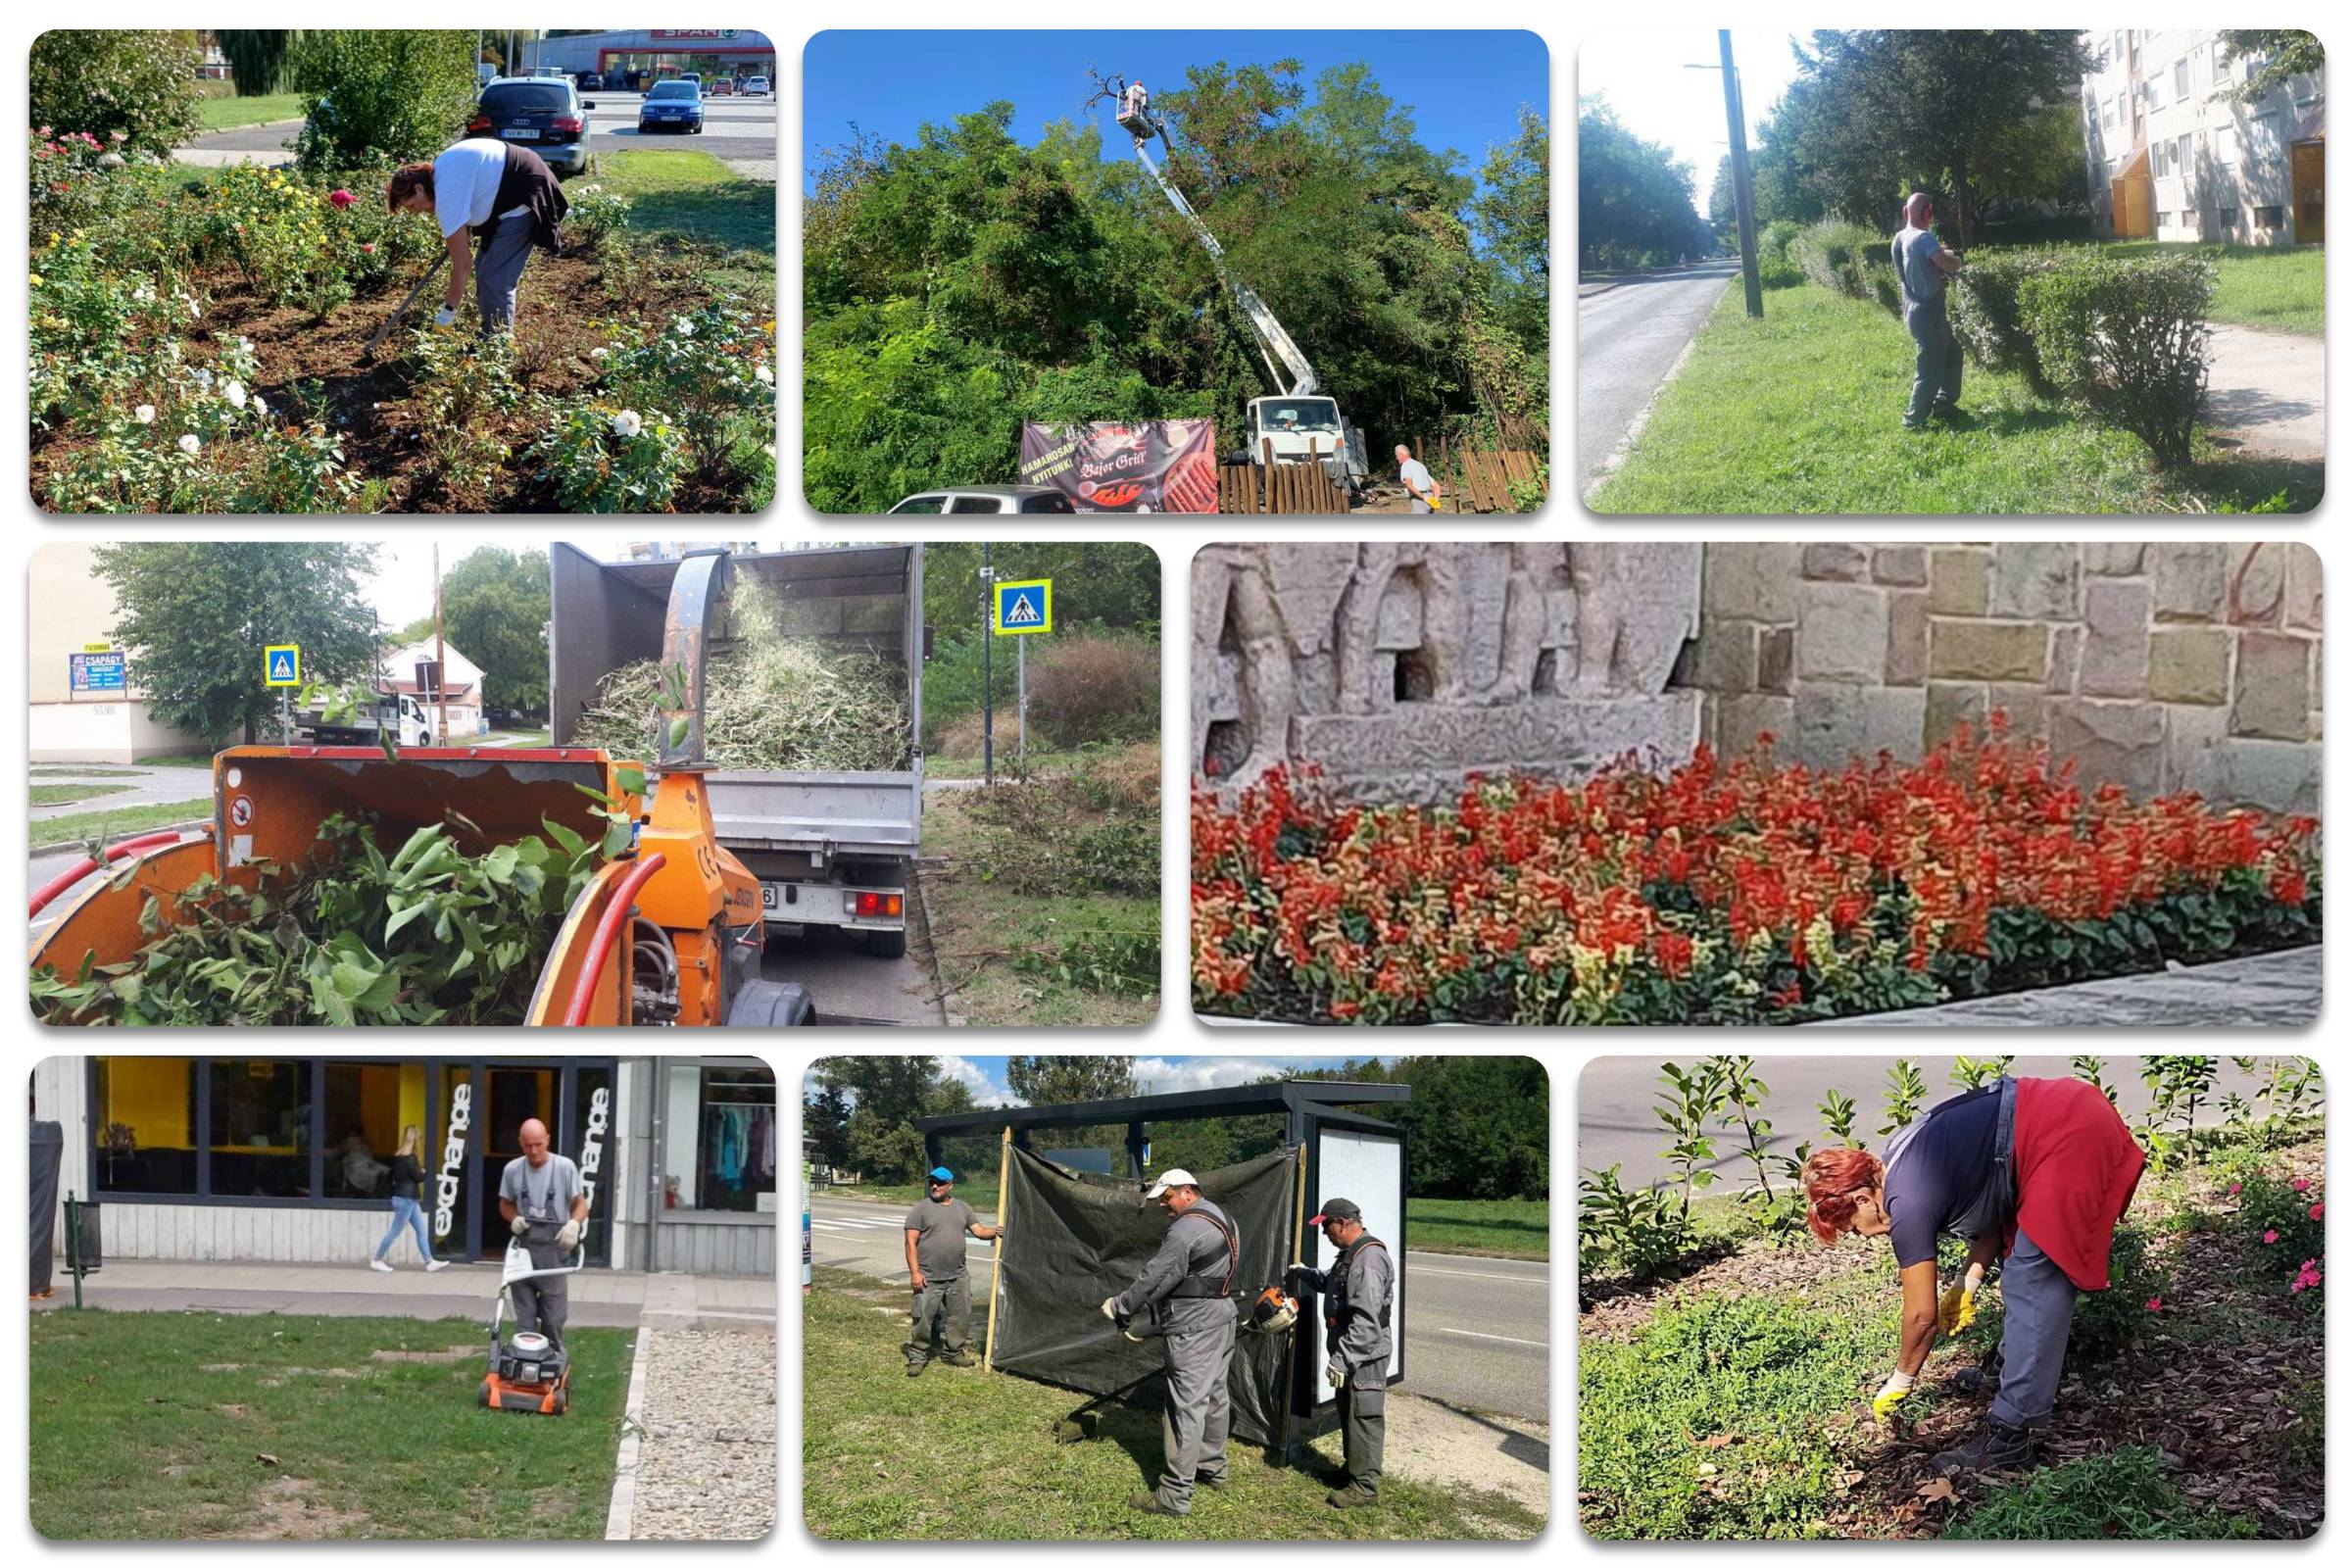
[1801, 1074, 2143, 1476]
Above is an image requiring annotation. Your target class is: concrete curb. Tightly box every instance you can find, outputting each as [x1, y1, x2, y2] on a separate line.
[1577, 281, 1622, 299]
[1583, 328, 1703, 508]
[908, 859, 967, 1026]
[604, 1320, 657, 1540]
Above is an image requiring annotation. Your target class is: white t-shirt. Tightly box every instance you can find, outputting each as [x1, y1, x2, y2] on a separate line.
[432, 139, 531, 239]
[1399, 458, 1437, 511]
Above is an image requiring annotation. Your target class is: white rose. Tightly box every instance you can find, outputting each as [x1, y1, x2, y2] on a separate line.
[224, 380, 247, 410]
[252, 394, 269, 418]
[133, 404, 155, 424]
[590, 347, 608, 360]
[754, 364, 773, 385]
[673, 318, 695, 339]
[612, 410, 643, 439]
[178, 433, 201, 455]
[194, 368, 213, 388]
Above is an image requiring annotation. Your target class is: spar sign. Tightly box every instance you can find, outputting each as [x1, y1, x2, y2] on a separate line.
[1017, 420, 1217, 513]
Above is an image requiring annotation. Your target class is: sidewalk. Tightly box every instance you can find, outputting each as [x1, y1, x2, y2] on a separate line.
[32, 1258, 777, 1334]
[1811, 945, 2321, 1028]
[2202, 322, 2324, 463]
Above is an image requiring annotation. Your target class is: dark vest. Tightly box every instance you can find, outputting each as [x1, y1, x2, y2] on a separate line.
[1323, 1234, 1391, 1349]
[474, 142, 569, 255]
[1164, 1202, 1238, 1298]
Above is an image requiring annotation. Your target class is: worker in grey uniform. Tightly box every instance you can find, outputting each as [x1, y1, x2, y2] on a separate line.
[903, 1166, 1005, 1377]
[1104, 1168, 1240, 1517]
[1290, 1197, 1394, 1508]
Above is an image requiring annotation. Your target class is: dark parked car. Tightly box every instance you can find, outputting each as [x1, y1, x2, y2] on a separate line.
[637, 80, 704, 134]
[467, 77, 597, 176]
[578, 72, 605, 92]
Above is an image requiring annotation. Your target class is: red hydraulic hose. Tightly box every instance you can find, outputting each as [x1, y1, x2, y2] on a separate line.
[559, 854, 667, 1027]
[28, 830, 190, 919]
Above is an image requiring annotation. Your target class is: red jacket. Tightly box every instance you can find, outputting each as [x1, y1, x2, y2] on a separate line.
[2008, 1076, 2146, 1291]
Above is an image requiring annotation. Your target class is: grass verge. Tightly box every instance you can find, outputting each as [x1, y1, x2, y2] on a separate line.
[30, 1309, 629, 1540]
[30, 800, 208, 850]
[1588, 282, 2321, 514]
[30, 766, 151, 778]
[195, 93, 307, 133]
[31, 783, 136, 807]
[2099, 240, 2323, 335]
[1406, 1198, 1548, 1259]
[802, 1265, 1540, 1539]
[596, 150, 773, 259]
[925, 748, 1097, 780]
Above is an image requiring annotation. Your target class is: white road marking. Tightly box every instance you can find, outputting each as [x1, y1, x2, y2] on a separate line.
[1432, 1327, 1547, 1348]
[1408, 1263, 1545, 1283]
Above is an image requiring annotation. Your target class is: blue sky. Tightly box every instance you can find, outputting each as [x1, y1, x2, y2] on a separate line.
[802, 29, 1548, 199]
[1580, 27, 1807, 221]
[804, 1056, 1401, 1108]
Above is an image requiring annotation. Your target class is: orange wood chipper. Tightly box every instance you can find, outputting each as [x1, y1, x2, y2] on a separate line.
[29, 552, 814, 1027]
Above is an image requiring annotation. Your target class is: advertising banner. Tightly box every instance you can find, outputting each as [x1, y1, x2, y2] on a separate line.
[1017, 420, 1218, 514]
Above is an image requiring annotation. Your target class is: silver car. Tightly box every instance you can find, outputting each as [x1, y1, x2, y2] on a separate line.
[887, 485, 1077, 514]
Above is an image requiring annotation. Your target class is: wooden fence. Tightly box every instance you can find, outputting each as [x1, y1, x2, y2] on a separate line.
[1217, 457, 1350, 514]
[1420, 434, 1546, 513]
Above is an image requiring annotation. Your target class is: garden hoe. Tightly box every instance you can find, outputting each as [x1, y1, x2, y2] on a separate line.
[479, 1231, 588, 1415]
[362, 251, 448, 365]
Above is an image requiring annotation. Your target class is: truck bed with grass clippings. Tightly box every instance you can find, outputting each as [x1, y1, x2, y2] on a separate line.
[549, 542, 924, 956]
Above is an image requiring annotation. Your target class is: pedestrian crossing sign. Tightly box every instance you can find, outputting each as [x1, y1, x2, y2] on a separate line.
[264, 644, 301, 688]
[994, 578, 1053, 636]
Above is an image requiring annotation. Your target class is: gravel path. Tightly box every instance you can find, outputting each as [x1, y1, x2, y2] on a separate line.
[627, 1326, 776, 1540]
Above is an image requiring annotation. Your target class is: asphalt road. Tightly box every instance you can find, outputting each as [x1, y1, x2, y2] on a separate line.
[30, 763, 215, 821]
[1578, 1054, 2296, 1188]
[807, 1193, 1550, 1422]
[1576, 260, 1737, 495]
[762, 924, 943, 1027]
[177, 91, 777, 174]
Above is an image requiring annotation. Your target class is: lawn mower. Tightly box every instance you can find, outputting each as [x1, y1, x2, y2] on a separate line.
[480, 1234, 587, 1415]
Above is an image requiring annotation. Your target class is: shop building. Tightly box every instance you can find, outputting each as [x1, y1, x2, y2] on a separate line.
[528, 29, 776, 86]
[33, 1057, 778, 1276]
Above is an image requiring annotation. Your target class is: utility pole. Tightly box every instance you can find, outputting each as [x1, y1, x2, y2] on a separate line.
[1720, 29, 1764, 319]
[432, 543, 449, 745]
[981, 542, 994, 788]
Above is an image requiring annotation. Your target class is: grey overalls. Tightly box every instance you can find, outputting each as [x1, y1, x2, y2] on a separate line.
[1321, 1235, 1395, 1497]
[1115, 1198, 1240, 1514]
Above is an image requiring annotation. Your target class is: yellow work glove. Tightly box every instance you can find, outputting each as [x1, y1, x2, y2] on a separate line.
[1938, 1264, 1986, 1336]
[1872, 1370, 1915, 1422]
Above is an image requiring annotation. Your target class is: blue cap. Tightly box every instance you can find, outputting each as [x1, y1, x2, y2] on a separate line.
[928, 1167, 956, 1183]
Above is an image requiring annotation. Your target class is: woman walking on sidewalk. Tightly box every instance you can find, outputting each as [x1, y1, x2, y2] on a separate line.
[371, 1126, 451, 1273]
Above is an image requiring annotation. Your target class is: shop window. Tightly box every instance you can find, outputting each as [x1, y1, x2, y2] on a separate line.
[324, 1062, 427, 1200]
[210, 1059, 311, 1198]
[665, 1063, 777, 1212]
[94, 1057, 198, 1194]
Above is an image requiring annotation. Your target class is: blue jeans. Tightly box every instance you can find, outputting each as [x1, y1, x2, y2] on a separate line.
[375, 1196, 436, 1262]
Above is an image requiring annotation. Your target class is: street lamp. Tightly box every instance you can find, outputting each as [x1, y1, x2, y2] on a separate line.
[1686, 32, 1764, 319]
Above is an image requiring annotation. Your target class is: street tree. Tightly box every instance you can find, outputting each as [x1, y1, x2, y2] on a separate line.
[439, 547, 551, 719]
[1005, 1057, 1139, 1104]
[93, 542, 378, 744]
[804, 1083, 854, 1171]
[1708, 156, 1737, 233]
[2214, 30, 2324, 106]
[1578, 97, 1712, 268]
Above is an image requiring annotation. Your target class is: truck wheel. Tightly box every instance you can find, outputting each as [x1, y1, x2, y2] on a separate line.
[725, 977, 814, 1027]
[864, 929, 907, 960]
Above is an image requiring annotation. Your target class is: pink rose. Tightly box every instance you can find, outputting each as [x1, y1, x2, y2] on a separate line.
[111, 128, 126, 141]
[38, 124, 50, 136]
[328, 188, 355, 210]
[2292, 1177, 2310, 1192]
[361, 242, 375, 254]
[2311, 1202, 2324, 1221]
[2144, 1295, 2163, 1311]
[2264, 1229, 2279, 1244]
[2228, 1183, 2241, 1196]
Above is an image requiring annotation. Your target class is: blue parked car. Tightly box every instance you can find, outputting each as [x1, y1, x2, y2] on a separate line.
[638, 80, 704, 135]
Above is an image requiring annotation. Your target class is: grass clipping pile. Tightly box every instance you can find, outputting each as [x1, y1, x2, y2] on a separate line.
[573, 583, 909, 771]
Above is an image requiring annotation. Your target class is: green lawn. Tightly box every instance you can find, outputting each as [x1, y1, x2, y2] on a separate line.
[30, 782, 136, 807]
[596, 150, 774, 261]
[480, 728, 552, 748]
[29, 800, 208, 850]
[2098, 240, 2324, 335]
[30, 1310, 630, 1540]
[142, 752, 222, 766]
[802, 1266, 1540, 1539]
[30, 766, 150, 778]
[1588, 283, 2321, 514]
[1406, 1198, 1547, 1259]
[195, 92, 307, 133]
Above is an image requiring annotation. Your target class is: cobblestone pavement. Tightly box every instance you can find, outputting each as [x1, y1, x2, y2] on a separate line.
[628, 1326, 777, 1540]
[1810, 945, 2321, 1028]
[720, 157, 777, 182]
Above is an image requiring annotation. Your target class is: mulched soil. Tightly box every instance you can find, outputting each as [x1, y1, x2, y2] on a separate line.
[1580, 1136, 2327, 1540]
[31, 247, 753, 514]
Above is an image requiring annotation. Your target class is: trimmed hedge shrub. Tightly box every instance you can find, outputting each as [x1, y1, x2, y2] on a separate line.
[1789, 220, 1881, 299]
[1862, 255, 1901, 317]
[1952, 246, 2088, 397]
[2018, 252, 2216, 469]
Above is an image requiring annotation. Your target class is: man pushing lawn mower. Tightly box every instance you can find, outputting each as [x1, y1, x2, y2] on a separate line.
[386, 138, 569, 336]
[481, 1116, 588, 1414]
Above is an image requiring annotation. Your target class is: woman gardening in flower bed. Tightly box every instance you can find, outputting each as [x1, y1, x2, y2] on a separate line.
[1191, 717, 2319, 1025]
[386, 138, 567, 334]
[1802, 1075, 2144, 1478]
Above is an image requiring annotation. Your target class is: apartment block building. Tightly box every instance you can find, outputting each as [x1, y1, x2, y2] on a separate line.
[2080, 29, 2324, 244]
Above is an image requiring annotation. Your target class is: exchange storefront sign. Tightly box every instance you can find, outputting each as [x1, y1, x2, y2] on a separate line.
[1018, 420, 1218, 513]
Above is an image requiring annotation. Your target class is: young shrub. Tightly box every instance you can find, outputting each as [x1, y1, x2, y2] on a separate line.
[1860, 254, 1901, 317]
[1945, 1446, 2257, 1540]
[29, 30, 204, 158]
[2067, 1223, 2167, 1360]
[523, 401, 690, 514]
[1024, 632, 1158, 748]
[597, 303, 776, 482]
[291, 30, 481, 171]
[1790, 219, 1881, 298]
[1951, 247, 2082, 397]
[563, 184, 633, 255]
[1577, 1163, 1694, 1284]
[2019, 251, 2216, 468]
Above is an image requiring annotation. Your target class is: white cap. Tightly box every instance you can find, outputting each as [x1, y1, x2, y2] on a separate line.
[1144, 1169, 1200, 1199]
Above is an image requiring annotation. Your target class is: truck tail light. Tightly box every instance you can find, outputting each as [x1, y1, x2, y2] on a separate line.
[847, 892, 903, 919]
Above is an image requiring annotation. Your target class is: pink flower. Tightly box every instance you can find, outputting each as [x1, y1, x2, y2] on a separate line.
[361, 242, 375, 254]
[2311, 1202, 2324, 1221]
[2292, 1177, 2310, 1192]
[110, 128, 126, 141]
[37, 124, 50, 136]
[2228, 1183, 2242, 1196]
[2144, 1295, 2163, 1311]
[328, 188, 355, 210]
[2264, 1229, 2279, 1244]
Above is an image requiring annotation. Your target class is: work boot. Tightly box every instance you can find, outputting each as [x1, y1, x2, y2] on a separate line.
[938, 1350, 976, 1367]
[1933, 1416, 2037, 1476]
[1326, 1487, 1380, 1509]
[1199, 1475, 1227, 1492]
[1952, 1348, 2004, 1395]
[905, 1359, 926, 1379]
[1128, 1491, 1186, 1517]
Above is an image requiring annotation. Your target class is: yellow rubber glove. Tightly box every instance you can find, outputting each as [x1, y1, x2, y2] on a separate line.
[1872, 1371, 1914, 1422]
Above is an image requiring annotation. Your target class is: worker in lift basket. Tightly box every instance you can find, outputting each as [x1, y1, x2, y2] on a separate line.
[1119, 79, 1152, 142]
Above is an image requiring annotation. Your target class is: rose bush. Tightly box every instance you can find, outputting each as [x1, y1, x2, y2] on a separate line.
[1193, 716, 2322, 1025]
[595, 303, 777, 479]
[523, 399, 690, 513]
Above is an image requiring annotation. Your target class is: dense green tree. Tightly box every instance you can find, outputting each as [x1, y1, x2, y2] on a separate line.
[1578, 98, 1715, 268]
[846, 1109, 924, 1183]
[30, 30, 203, 158]
[1285, 1056, 1548, 1200]
[93, 542, 379, 744]
[292, 29, 479, 171]
[438, 547, 551, 719]
[216, 29, 307, 96]
[804, 1082, 854, 1171]
[2215, 30, 2325, 106]
[1005, 1057, 1139, 1104]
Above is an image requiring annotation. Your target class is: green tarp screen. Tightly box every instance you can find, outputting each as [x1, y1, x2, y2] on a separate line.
[991, 1143, 1298, 1446]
